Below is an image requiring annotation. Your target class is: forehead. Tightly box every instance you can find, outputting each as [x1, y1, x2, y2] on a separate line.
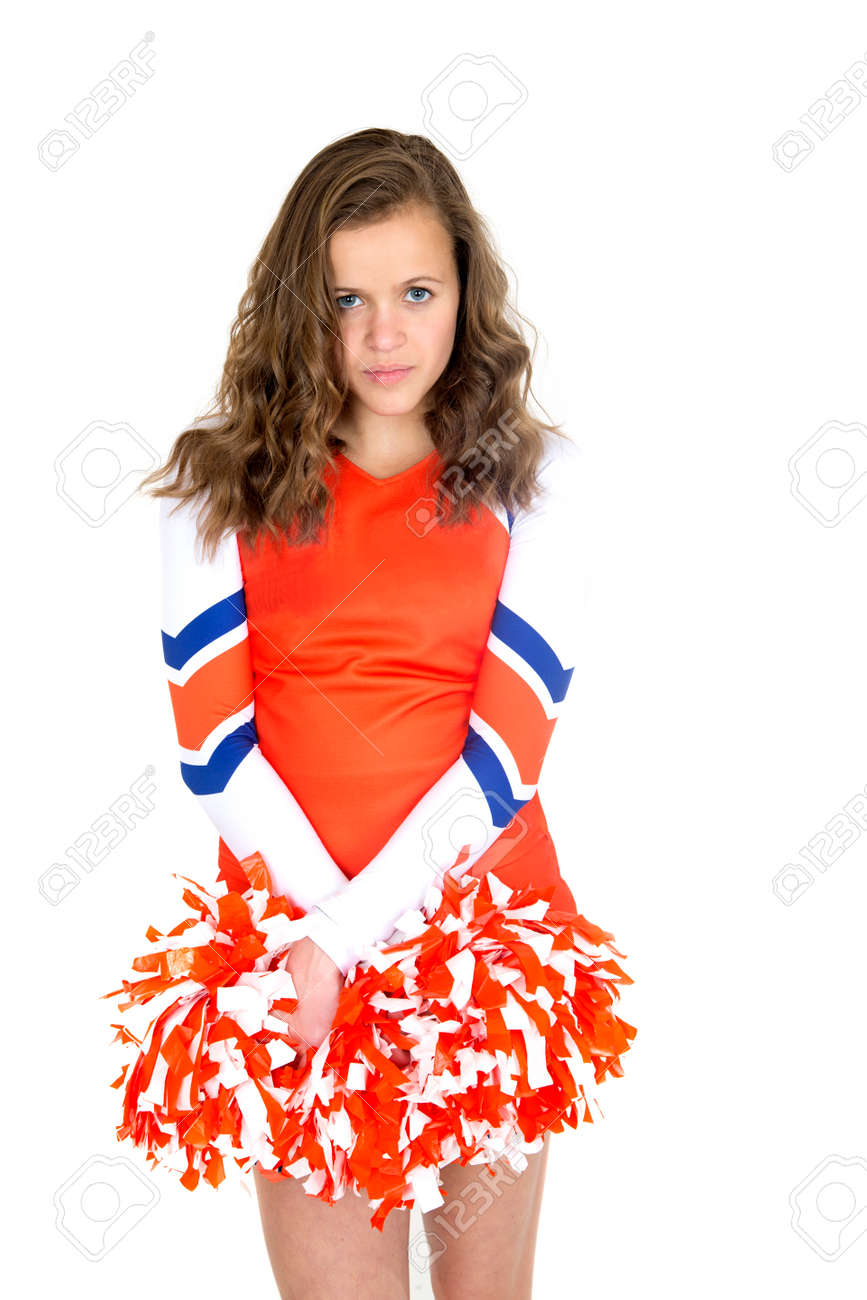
[327, 205, 454, 283]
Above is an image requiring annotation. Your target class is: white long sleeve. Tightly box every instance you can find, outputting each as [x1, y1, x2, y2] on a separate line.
[301, 434, 588, 974]
[159, 492, 353, 944]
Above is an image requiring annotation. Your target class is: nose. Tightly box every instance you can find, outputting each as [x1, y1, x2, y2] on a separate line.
[364, 304, 406, 354]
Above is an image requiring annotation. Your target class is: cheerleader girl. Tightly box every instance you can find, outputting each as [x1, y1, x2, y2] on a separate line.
[140, 126, 600, 1299]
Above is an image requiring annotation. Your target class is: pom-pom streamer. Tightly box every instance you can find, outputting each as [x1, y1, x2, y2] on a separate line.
[103, 852, 636, 1230]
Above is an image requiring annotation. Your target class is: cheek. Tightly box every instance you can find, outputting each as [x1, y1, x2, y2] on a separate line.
[424, 306, 458, 361]
[332, 317, 356, 368]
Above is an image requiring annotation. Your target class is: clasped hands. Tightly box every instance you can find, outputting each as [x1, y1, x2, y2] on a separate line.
[271, 934, 411, 1069]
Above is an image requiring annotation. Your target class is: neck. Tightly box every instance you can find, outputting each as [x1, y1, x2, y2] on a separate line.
[334, 403, 434, 462]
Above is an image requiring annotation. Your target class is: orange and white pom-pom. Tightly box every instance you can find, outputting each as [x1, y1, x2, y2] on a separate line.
[104, 852, 635, 1231]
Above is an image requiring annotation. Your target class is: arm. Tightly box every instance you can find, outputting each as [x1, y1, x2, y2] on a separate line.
[159, 491, 353, 938]
[302, 435, 588, 974]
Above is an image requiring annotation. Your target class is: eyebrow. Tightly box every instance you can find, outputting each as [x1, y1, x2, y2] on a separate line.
[332, 276, 445, 292]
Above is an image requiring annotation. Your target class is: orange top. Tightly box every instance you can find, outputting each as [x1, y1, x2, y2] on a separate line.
[161, 435, 584, 973]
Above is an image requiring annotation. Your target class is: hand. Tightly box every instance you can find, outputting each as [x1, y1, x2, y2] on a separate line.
[273, 935, 344, 1053]
[382, 1005, 412, 1070]
[274, 936, 412, 1069]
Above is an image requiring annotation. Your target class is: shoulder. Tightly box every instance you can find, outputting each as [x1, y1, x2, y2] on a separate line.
[159, 484, 206, 552]
[511, 432, 584, 531]
[158, 416, 233, 543]
[158, 479, 240, 577]
[538, 431, 584, 484]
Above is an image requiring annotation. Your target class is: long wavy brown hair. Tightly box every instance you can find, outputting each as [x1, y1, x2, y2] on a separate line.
[138, 126, 569, 561]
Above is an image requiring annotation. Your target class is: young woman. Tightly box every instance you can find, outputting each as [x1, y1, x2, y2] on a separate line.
[141, 127, 591, 1299]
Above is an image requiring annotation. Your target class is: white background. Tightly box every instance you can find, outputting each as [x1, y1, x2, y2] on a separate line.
[7, 1, 867, 1295]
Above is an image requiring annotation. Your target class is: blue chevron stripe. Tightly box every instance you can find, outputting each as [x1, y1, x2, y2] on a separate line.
[461, 724, 527, 828]
[490, 600, 574, 704]
[179, 718, 257, 795]
[162, 588, 247, 672]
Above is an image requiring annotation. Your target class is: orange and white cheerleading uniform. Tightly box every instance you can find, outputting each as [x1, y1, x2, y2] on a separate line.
[106, 430, 635, 1220]
[159, 432, 585, 976]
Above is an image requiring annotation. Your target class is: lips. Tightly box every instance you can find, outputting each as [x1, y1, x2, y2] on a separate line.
[363, 366, 414, 386]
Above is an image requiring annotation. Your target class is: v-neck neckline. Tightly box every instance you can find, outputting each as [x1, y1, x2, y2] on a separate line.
[337, 447, 440, 484]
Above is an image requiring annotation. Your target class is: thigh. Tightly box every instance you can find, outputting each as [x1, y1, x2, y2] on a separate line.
[418, 1133, 551, 1300]
[253, 1164, 411, 1300]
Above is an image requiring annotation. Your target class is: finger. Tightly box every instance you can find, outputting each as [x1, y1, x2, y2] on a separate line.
[269, 1009, 318, 1053]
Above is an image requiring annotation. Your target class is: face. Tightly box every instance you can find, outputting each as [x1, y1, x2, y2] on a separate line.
[327, 203, 461, 425]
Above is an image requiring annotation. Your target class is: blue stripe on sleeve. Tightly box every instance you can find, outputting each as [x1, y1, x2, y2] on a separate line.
[490, 601, 574, 704]
[162, 588, 247, 672]
[179, 718, 257, 795]
[461, 725, 527, 828]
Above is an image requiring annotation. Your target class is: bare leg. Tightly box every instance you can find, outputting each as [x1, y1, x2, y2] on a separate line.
[417, 1133, 551, 1300]
[253, 1164, 411, 1300]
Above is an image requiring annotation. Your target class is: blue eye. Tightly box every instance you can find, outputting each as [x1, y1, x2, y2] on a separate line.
[335, 287, 433, 310]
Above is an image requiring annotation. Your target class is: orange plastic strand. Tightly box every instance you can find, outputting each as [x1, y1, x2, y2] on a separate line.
[104, 849, 636, 1231]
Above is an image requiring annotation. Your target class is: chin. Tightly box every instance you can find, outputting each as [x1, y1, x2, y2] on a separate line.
[352, 386, 425, 415]
[362, 403, 418, 420]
